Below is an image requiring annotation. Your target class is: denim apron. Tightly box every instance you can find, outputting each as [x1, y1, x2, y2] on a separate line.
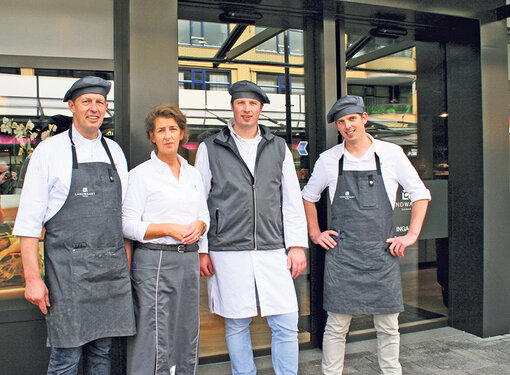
[323, 153, 404, 314]
[43, 128, 135, 347]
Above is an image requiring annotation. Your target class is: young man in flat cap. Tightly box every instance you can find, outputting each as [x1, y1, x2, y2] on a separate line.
[14, 76, 135, 374]
[302, 95, 430, 374]
[195, 80, 308, 375]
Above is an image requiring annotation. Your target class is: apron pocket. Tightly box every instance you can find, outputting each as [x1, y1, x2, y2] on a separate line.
[336, 240, 390, 272]
[361, 241, 392, 271]
[101, 175, 120, 209]
[73, 246, 129, 283]
[358, 175, 378, 210]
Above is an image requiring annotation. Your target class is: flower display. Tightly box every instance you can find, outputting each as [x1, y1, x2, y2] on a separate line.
[1, 117, 56, 159]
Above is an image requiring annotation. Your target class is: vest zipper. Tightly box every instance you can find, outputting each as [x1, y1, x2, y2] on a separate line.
[253, 177, 257, 250]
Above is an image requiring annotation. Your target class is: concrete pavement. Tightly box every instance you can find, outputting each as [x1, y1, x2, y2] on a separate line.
[198, 327, 510, 374]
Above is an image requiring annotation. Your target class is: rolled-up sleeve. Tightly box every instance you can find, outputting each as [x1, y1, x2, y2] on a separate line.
[301, 157, 328, 203]
[395, 148, 431, 202]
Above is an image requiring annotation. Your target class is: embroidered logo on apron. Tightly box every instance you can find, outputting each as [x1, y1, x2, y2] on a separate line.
[338, 191, 355, 200]
[74, 187, 96, 197]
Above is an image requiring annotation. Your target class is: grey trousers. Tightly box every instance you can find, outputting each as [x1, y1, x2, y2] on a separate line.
[322, 312, 402, 375]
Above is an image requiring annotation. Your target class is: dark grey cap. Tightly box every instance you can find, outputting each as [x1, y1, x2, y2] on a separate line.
[327, 95, 365, 123]
[63, 76, 111, 102]
[229, 80, 270, 104]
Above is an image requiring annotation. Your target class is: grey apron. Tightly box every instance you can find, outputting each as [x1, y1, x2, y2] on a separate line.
[44, 128, 135, 347]
[323, 152, 404, 314]
[127, 244, 200, 375]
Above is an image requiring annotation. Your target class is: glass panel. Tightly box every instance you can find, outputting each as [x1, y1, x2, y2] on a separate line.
[347, 34, 401, 60]
[190, 21, 205, 45]
[202, 22, 229, 47]
[194, 71, 204, 81]
[346, 43, 448, 333]
[289, 30, 304, 55]
[0, 69, 114, 314]
[179, 22, 309, 360]
[206, 71, 229, 83]
[205, 71, 230, 91]
[255, 27, 279, 53]
[256, 72, 279, 93]
[178, 20, 191, 44]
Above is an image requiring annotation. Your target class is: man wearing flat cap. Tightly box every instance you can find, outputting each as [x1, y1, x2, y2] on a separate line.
[195, 80, 308, 375]
[14, 76, 135, 374]
[302, 95, 430, 374]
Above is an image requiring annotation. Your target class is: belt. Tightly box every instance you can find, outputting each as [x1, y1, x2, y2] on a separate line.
[135, 242, 199, 253]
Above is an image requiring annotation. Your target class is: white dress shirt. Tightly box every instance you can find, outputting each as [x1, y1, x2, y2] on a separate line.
[301, 134, 431, 206]
[13, 125, 128, 238]
[122, 151, 209, 252]
[195, 119, 308, 318]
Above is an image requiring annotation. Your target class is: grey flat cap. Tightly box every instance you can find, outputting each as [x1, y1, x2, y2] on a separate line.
[63, 76, 111, 102]
[229, 80, 270, 104]
[327, 95, 365, 123]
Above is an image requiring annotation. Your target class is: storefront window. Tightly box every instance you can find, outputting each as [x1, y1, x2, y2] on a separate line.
[0, 70, 114, 305]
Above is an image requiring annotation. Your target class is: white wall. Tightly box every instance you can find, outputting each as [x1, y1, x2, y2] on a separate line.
[0, 0, 113, 59]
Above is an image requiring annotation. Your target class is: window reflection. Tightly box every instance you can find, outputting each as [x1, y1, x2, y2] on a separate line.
[346, 43, 448, 334]
[0, 70, 113, 296]
[178, 20, 230, 47]
[178, 21, 309, 360]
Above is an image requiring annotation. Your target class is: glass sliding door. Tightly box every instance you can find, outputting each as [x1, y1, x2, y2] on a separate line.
[177, 19, 311, 360]
[343, 26, 449, 338]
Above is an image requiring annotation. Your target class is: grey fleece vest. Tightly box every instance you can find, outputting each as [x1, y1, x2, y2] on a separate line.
[203, 125, 286, 251]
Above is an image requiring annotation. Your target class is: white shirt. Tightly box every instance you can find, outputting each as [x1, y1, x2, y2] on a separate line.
[122, 151, 209, 252]
[13, 125, 128, 238]
[302, 134, 431, 206]
[195, 119, 308, 318]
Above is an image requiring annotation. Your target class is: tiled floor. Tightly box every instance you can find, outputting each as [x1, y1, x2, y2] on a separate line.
[199, 327, 510, 374]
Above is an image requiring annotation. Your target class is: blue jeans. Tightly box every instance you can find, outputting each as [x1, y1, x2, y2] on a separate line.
[47, 337, 112, 375]
[224, 312, 299, 375]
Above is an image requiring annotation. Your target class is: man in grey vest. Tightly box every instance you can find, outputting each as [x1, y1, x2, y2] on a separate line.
[14, 76, 135, 374]
[195, 80, 308, 375]
[302, 95, 430, 374]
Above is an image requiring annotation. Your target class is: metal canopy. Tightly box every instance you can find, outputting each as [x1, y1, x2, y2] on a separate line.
[345, 36, 372, 61]
[213, 24, 248, 68]
[222, 27, 286, 62]
[347, 40, 415, 68]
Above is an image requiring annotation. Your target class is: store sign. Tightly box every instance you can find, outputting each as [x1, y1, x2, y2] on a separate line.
[393, 180, 448, 239]
[297, 141, 308, 156]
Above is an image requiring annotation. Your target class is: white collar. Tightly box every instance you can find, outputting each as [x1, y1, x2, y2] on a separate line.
[228, 118, 261, 142]
[342, 134, 376, 161]
[71, 123, 102, 144]
[150, 150, 187, 172]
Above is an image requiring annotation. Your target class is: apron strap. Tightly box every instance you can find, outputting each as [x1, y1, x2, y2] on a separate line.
[338, 155, 344, 176]
[68, 126, 79, 170]
[68, 126, 117, 171]
[101, 136, 117, 171]
[338, 152, 382, 175]
[375, 152, 382, 175]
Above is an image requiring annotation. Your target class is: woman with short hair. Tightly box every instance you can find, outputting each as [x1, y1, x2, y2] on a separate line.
[122, 104, 208, 375]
